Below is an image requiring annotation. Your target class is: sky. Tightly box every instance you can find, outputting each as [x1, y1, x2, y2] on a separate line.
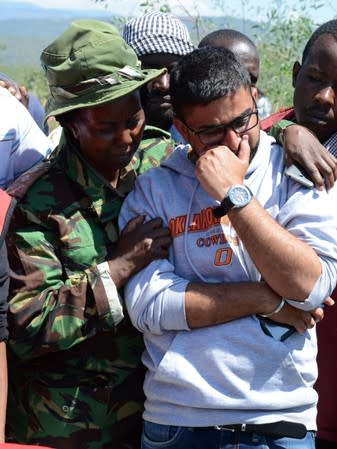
[9, 0, 337, 24]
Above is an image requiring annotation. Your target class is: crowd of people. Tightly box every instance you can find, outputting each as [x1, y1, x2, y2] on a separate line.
[0, 11, 337, 449]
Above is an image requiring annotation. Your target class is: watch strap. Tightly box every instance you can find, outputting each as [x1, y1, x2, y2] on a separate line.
[213, 185, 253, 218]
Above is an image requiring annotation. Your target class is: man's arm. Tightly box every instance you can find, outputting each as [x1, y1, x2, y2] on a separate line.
[185, 280, 320, 331]
[227, 198, 320, 300]
[195, 137, 337, 302]
[124, 256, 318, 335]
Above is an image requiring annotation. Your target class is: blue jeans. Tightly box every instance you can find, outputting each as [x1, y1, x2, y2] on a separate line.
[141, 421, 316, 449]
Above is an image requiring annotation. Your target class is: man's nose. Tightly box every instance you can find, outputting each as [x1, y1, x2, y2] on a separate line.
[152, 72, 170, 92]
[315, 85, 336, 106]
[219, 127, 241, 150]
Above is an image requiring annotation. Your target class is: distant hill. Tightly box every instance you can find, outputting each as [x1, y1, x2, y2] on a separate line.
[1, 1, 113, 20]
[0, 2, 259, 67]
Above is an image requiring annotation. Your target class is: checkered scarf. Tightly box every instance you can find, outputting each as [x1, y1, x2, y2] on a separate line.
[325, 131, 337, 158]
[123, 12, 194, 57]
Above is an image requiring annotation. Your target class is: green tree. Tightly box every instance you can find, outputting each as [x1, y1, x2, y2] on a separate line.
[254, 0, 321, 110]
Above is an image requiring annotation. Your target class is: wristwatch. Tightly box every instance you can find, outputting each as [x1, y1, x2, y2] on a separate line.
[213, 184, 253, 218]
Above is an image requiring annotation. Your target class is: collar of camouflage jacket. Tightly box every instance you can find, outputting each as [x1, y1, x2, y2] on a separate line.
[57, 140, 137, 222]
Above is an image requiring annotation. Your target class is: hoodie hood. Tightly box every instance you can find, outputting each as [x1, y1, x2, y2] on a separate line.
[161, 144, 198, 178]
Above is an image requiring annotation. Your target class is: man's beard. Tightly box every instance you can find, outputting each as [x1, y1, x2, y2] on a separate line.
[144, 103, 174, 131]
[249, 136, 260, 163]
[141, 87, 174, 131]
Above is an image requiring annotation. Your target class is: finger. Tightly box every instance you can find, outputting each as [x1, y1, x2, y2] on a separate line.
[293, 320, 308, 334]
[144, 217, 164, 229]
[313, 161, 335, 190]
[149, 229, 171, 240]
[19, 85, 27, 96]
[18, 86, 29, 107]
[8, 86, 18, 96]
[311, 307, 325, 323]
[320, 159, 337, 190]
[304, 149, 337, 190]
[332, 162, 337, 183]
[152, 246, 170, 258]
[303, 165, 325, 190]
[135, 217, 166, 235]
[324, 147, 337, 166]
[323, 171, 334, 191]
[158, 235, 172, 249]
[121, 215, 145, 234]
[306, 316, 316, 329]
[237, 135, 251, 164]
[323, 296, 335, 307]
[142, 238, 169, 259]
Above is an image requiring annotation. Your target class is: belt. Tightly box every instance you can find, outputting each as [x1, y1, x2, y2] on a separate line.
[213, 421, 307, 439]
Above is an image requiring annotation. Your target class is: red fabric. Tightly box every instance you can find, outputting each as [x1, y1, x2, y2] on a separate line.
[315, 288, 337, 443]
[0, 189, 11, 235]
[260, 106, 295, 132]
[0, 445, 54, 448]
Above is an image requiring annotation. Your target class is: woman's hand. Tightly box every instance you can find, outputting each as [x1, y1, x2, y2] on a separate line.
[109, 216, 171, 288]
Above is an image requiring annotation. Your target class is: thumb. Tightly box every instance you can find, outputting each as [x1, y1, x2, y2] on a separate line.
[237, 135, 251, 164]
[121, 215, 145, 235]
[324, 296, 335, 307]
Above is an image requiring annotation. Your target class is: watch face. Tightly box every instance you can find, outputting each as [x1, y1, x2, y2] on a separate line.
[229, 185, 251, 207]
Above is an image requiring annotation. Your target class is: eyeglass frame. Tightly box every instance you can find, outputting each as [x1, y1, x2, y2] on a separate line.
[178, 97, 259, 146]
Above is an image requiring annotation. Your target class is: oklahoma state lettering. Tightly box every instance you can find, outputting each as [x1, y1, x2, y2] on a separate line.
[169, 207, 222, 238]
[169, 207, 238, 267]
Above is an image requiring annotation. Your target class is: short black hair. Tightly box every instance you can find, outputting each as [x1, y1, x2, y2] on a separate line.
[198, 28, 256, 50]
[170, 46, 251, 116]
[302, 19, 337, 63]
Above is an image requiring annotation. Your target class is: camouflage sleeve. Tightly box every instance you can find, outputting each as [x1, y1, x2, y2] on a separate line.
[269, 119, 295, 143]
[7, 213, 123, 360]
[131, 126, 175, 175]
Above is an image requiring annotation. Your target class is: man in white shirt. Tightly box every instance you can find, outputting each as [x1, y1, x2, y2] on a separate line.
[0, 86, 51, 189]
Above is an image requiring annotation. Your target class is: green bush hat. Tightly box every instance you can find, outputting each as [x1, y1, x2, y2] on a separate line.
[41, 19, 166, 118]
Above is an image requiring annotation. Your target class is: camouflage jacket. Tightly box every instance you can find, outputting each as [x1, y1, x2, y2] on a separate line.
[5, 126, 174, 448]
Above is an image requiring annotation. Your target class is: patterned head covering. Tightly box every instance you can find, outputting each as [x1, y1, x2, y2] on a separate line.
[123, 12, 194, 57]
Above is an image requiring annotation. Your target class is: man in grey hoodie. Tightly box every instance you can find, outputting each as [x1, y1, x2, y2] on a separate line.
[119, 47, 337, 449]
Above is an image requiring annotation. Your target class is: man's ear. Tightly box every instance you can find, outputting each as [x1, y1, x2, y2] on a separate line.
[292, 61, 301, 88]
[173, 116, 189, 142]
[251, 86, 258, 100]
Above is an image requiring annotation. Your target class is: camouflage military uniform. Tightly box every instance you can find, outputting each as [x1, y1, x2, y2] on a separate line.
[6, 126, 174, 449]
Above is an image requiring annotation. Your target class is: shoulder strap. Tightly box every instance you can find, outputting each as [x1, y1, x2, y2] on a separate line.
[6, 159, 52, 202]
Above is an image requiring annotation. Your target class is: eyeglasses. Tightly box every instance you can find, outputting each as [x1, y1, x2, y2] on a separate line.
[180, 101, 259, 146]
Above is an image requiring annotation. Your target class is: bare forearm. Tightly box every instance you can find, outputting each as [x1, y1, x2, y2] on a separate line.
[228, 200, 321, 300]
[0, 342, 7, 443]
[185, 281, 281, 328]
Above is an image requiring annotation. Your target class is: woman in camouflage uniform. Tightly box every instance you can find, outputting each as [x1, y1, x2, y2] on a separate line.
[5, 19, 171, 449]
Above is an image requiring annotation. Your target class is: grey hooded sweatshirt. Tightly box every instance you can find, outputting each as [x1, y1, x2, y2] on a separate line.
[119, 131, 337, 430]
